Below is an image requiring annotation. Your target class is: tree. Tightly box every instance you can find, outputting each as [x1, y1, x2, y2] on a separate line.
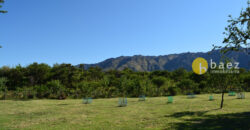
[0, 0, 7, 48]
[46, 80, 66, 99]
[26, 63, 51, 86]
[152, 76, 166, 96]
[171, 68, 188, 82]
[209, 72, 239, 109]
[138, 76, 149, 96]
[120, 75, 130, 97]
[51, 64, 77, 88]
[213, 1, 250, 53]
[211, 1, 250, 109]
[5, 65, 27, 90]
[0, 0, 7, 13]
[177, 79, 198, 94]
[0, 77, 8, 99]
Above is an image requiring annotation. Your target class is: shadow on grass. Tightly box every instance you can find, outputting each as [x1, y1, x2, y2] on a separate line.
[164, 108, 220, 118]
[166, 110, 250, 130]
[57, 103, 69, 106]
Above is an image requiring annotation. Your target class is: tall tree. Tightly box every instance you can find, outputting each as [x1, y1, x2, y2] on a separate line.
[211, 1, 250, 109]
[0, 0, 7, 48]
[0, 77, 8, 99]
[0, 0, 7, 13]
[26, 63, 51, 85]
[209, 72, 239, 109]
[152, 76, 166, 96]
[213, 1, 250, 53]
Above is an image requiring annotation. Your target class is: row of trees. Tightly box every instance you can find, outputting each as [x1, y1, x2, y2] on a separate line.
[0, 63, 249, 100]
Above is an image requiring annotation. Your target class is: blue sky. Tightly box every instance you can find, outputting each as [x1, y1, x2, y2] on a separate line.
[0, 0, 248, 67]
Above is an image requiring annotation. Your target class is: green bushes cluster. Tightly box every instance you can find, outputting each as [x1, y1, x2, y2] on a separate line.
[0, 63, 249, 100]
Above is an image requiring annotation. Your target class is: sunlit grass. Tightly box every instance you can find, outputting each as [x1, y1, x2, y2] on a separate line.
[0, 93, 250, 129]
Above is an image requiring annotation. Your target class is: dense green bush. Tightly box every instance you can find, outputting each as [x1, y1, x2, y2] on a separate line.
[34, 85, 50, 98]
[177, 79, 198, 94]
[0, 63, 249, 99]
[46, 80, 66, 99]
[168, 86, 180, 96]
[0, 77, 7, 99]
[14, 87, 36, 100]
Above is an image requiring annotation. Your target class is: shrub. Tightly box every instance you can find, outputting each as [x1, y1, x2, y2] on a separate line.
[0, 77, 8, 100]
[46, 80, 66, 99]
[177, 79, 198, 94]
[75, 81, 90, 97]
[168, 86, 180, 96]
[34, 85, 50, 98]
[118, 97, 127, 107]
[15, 87, 35, 100]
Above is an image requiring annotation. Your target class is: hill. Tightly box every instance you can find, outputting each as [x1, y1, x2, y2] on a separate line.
[79, 49, 249, 71]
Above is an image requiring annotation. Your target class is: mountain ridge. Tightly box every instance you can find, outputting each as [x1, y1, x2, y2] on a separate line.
[78, 49, 249, 71]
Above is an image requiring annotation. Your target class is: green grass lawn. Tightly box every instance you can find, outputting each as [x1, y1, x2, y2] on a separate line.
[0, 93, 250, 130]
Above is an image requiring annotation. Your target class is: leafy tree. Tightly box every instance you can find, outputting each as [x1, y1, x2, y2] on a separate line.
[213, 1, 250, 53]
[168, 86, 180, 96]
[75, 81, 89, 97]
[5, 65, 27, 90]
[138, 76, 149, 96]
[0, 61, 249, 99]
[120, 76, 129, 97]
[26, 63, 51, 86]
[51, 64, 76, 88]
[87, 67, 103, 81]
[46, 80, 66, 99]
[171, 68, 188, 82]
[0, 0, 7, 47]
[149, 70, 171, 79]
[240, 72, 250, 91]
[210, 1, 250, 108]
[34, 85, 50, 98]
[101, 75, 116, 98]
[88, 81, 102, 98]
[0, 77, 7, 99]
[209, 72, 239, 109]
[152, 76, 166, 96]
[0, 0, 7, 13]
[177, 79, 198, 94]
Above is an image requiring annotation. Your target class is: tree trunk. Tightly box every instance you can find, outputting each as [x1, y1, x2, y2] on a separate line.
[220, 92, 225, 109]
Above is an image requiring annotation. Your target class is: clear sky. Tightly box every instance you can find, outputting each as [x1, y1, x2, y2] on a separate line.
[0, 0, 248, 67]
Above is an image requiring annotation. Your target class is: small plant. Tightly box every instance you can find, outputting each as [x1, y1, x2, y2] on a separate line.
[187, 93, 196, 98]
[83, 97, 92, 104]
[167, 96, 173, 103]
[209, 95, 214, 101]
[138, 95, 146, 101]
[228, 91, 236, 96]
[118, 97, 127, 107]
[237, 92, 245, 99]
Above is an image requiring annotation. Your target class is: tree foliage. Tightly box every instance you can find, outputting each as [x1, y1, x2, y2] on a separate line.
[0, 0, 7, 13]
[213, 1, 250, 53]
[211, 1, 250, 108]
[0, 63, 248, 100]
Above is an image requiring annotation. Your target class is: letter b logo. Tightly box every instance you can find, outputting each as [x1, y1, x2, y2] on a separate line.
[192, 57, 208, 75]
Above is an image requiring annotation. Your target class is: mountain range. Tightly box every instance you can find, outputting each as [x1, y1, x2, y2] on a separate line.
[78, 49, 250, 71]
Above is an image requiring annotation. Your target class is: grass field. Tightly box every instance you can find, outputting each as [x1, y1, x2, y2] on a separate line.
[0, 93, 250, 130]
